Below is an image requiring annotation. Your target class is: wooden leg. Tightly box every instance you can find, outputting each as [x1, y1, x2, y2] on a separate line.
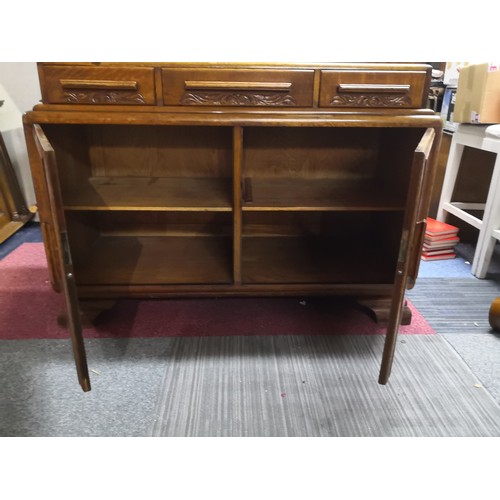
[58, 300, 118, 328]
[356, 296, 412, 327]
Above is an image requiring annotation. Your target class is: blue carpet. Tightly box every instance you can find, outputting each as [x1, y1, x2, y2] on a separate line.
[0, 222, 43, 260]
[417, 254, 475, 278]
[416, 243, 500, 279]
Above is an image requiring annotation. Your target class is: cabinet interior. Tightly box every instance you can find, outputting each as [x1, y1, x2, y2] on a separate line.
[43, 124, 234, 211]
[42, 124, 425, 287]
[66, 211, 233, 285]
[241, 211, 404, 284]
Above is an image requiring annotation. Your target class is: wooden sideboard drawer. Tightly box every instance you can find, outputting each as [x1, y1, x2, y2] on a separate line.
[162, 68, 315, 107]
[40, 65, 156, 105]
[319, 70, 428, 109]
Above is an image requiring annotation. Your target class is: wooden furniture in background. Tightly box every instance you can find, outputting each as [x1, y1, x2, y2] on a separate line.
[0, 132, 33, 243]
[24, 63, 442, 391]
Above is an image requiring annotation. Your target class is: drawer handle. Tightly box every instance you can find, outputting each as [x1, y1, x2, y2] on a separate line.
[337, 84, 410, 94]
[184, 80, 292, 92]
[60, 79, 139, 91]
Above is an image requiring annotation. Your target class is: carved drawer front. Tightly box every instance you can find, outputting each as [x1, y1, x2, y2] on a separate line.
[41, 66, 156, 105]
[319, 70, 428, 109]
[162, 68, 314, 107]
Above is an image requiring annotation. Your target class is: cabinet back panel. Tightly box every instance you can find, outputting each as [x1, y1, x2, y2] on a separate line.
[43, 125, 93, 195]
[377, 128, 425, 195]
[243, 127, 381, 179]
[65, 211, 100, 264]
[87, 125, 233, 178]
[91, 211, 231, 236]
[65, 211, 233, 286]
[241, 211, 403, 284]
[243, 211, 403, 244]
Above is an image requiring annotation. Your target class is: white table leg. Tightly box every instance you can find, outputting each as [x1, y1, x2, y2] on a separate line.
[473, 153, 500, 278]
[437, 140, 465, 223]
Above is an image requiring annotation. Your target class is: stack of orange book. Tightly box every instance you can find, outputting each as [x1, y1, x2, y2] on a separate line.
[421, 218, 460, 261]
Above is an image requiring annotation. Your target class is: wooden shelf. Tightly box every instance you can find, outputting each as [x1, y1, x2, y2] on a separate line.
[63, 176, 232, 211]
[242, 178, 405, 211]
[241, 235, 396, 284]
[74, 235, 233, 285]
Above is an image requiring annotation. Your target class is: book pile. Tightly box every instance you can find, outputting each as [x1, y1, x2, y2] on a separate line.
[421, 217, 460, 261]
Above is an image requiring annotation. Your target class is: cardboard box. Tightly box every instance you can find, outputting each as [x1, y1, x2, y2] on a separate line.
[454, 63, 500, 124]
[440, 86, 458, 132]
[443, 62, 468, 86]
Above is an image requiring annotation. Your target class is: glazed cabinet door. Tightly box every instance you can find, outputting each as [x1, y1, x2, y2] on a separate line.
[31, 124, 91, 392]
[379, 127, 436, 384]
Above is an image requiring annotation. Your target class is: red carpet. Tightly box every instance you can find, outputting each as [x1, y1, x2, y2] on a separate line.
[0, 243, 435, 340]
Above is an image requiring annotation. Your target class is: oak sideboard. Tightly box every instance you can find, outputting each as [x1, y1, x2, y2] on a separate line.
[23, 62, 442, 391]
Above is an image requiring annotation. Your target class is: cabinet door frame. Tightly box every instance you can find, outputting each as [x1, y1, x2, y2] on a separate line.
[30, 123, 91, 392]
[379, 127, 436, 384]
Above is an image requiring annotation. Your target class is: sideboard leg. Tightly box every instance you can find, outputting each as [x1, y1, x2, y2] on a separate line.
[356, 297, 411, 327]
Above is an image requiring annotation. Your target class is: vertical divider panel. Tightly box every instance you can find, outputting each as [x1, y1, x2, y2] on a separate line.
[233, 126, 243, 284]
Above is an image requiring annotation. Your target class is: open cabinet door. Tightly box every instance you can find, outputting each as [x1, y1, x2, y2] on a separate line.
[379, 127, 436, 385]
[32, 124, 91, 392]
[406, 127, 442, 289]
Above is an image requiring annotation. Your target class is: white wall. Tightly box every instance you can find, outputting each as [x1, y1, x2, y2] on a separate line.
[0, 63, 42, 213]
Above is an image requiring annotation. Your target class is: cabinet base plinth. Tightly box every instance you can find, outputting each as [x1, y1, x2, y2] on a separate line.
[58, 300, 118, 328]
[356, 297, 412, 327]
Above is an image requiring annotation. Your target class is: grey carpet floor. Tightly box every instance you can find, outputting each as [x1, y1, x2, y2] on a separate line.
[0, 338, 171, 436]
[407, 277, 500, 404]
[442, 333, 500, 405]
[2, 227, 500, 437]
[407, 277, 500, 334]
[150, 335, 500, 437]
[3, 335, 500, 437]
